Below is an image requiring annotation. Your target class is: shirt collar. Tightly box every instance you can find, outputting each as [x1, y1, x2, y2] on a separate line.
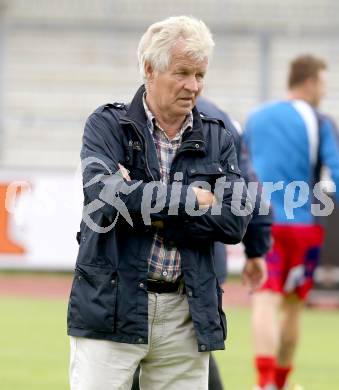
[142, 93, 193, 139]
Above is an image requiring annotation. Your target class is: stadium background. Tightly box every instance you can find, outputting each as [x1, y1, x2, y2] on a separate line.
[0, 1, 338, 389]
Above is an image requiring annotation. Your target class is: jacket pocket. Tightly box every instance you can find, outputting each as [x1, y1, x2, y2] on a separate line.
[186, 162, 224, 191]
[217, 284, 227, 340]
[68, 265, 118, 333]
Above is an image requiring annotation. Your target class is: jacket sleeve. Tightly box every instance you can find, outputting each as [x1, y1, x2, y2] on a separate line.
[238, 137, 272, 258]
[163, 130, 253, 245]
[81, 111, 198, 225]
[196, 96, 271, 250]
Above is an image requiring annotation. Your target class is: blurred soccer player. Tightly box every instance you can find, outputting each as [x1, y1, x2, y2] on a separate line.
[244, 55, 339, 390]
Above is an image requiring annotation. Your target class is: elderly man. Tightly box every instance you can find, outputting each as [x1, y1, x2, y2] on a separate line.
[67, 16, 254, 390]
[131, 96, 271, 390]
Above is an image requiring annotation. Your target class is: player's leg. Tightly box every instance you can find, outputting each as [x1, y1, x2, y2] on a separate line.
[278, 294, 303, 365]
[252, 225, 285, 389]
[274, 294, 303, 389]
[273, 224, 324, 390]
[252, 290, 282, 388]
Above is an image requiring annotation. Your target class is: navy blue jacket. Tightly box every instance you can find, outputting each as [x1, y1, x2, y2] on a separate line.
[67, 85, 252, 352]
[196, 97, 272, 281]
[196, 96, 272, 283]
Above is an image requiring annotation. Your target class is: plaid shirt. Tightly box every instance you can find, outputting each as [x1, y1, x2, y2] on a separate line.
[143, 94, 193, 282]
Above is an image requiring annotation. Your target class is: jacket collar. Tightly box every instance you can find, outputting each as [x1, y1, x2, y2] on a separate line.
[121, 85, 148, 130]
[120, 84, 206, 155]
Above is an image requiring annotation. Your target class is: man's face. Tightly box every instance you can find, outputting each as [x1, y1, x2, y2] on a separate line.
[310, 70, 327, 107]
[146, 41, 208, 119]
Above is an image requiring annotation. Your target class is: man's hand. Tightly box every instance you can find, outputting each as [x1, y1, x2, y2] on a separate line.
[192, 187, 216, 208]
[118, 164, 131, 181]
[119, 167, 215, 208]
[241, 257, 267, 293]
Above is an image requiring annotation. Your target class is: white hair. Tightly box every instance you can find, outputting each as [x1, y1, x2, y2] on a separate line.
[137, 16, 215, 82]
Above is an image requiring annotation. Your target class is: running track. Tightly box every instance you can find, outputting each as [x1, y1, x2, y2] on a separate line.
[0, 274, 250, 307]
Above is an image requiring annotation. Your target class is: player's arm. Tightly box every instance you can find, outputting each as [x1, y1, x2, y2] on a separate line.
[319, 116, 339, 201]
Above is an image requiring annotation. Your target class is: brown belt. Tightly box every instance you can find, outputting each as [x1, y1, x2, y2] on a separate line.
[147, 278, 183, 294]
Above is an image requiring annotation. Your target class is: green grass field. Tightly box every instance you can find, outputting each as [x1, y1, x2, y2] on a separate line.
[0, 296, 338, 390]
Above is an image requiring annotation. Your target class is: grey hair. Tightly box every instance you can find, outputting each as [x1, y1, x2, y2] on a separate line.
[137, 16, 214, 82]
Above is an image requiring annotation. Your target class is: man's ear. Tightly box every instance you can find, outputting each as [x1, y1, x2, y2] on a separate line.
[304, 77, 316, 93]
[145, 62, 154, 83]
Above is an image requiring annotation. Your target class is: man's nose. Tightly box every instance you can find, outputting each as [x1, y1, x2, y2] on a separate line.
[184, 76, 199, 93]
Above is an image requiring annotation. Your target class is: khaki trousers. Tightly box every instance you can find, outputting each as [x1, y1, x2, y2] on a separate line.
[69, 292, 209, 390]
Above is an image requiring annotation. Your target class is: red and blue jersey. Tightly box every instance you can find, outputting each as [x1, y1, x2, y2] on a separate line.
[244, 100, 339, 224]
